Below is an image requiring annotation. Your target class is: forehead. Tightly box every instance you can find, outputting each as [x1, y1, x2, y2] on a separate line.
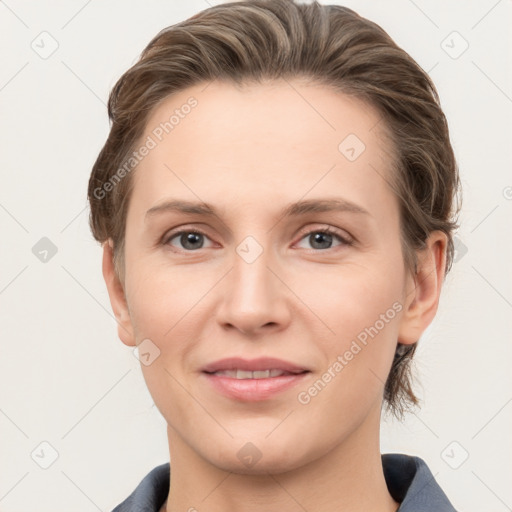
[142, 78, 389, 156]
[128, 79, 397, 222]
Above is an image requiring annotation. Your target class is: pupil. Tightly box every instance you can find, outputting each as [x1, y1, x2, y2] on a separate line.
[311, 232, 332, 249]
[182, 232, 202, 249]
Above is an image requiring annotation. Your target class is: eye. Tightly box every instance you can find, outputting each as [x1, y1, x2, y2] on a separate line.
[164, 230, 215, 251]
[295, 226, 353, 251]
[163, 225, 353, 252]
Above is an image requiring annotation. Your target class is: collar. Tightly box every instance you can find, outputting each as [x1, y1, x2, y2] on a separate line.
[382, 453, 457, 510]
[112, 453, 457, 511]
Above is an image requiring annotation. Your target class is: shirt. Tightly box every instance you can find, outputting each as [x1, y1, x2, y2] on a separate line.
[111, 453, 457, 511]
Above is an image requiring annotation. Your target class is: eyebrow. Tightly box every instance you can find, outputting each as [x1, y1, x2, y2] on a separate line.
[145, 198, 370, 221]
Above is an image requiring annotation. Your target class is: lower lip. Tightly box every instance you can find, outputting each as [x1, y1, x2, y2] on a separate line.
[202, 372, 310, 401]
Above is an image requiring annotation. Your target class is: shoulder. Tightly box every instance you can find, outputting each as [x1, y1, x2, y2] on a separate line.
[382, 453, 458, 511]
[111, 462, 170, 512]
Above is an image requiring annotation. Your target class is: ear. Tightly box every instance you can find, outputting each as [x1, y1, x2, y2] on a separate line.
[102, 239, 136, 346]
[398, 231, 448, 345]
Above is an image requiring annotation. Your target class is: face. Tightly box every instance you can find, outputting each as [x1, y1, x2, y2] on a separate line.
[109, 79, 423, 474]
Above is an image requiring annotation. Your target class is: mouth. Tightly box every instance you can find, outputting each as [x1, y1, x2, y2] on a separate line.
[201, 357, 311, 401]
[204, 368, 308, 379]
[201, 356, 310, 374]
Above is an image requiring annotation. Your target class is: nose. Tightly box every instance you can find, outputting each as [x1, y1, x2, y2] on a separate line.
[215, 239, 291, 337]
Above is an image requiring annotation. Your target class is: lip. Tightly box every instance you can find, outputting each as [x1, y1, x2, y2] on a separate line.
[202, 372, 310, 401]
[201, 357, 309, 374]
[201, 357, 310, 402]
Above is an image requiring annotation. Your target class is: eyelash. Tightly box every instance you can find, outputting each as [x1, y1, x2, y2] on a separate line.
[162, 225, 354, 253]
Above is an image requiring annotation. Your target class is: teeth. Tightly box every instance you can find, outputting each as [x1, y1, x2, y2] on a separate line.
[213, 369, 289, 379]
[269, 369, 286, 377]
[237, 369, 255, 379]
[251, 370, 270, 379]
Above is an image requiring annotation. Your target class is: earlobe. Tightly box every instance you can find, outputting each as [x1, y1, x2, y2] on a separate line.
[102, 239, 136, 346]
[397, 232, 448, 345]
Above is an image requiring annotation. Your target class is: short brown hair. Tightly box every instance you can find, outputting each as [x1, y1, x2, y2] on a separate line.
[88, 0, 461, 418]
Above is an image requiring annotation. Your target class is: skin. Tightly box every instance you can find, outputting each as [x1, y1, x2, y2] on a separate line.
[102, 79, 447, 512]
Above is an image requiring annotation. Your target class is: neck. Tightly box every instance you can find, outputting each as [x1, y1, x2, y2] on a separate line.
[162, 404, 399, 512]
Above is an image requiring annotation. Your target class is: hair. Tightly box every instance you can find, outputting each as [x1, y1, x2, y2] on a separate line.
[88, 0, 461, 419]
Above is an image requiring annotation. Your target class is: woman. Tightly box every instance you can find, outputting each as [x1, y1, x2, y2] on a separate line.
[88, 1, 460, 510]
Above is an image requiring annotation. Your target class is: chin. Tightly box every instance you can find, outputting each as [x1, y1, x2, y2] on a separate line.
[215, 453, 305, 476]
[201, 436, 314, 476]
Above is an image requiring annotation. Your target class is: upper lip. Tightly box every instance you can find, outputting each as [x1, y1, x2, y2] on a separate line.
[202, 357, 309, 374]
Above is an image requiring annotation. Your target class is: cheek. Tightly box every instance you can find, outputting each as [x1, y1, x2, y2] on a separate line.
[125, 261, 207, 340]
[124, 267, 203, 427]
[296, 258, 404, 398]
[123, 264, 214, 398]
[296, 256, 404, 341]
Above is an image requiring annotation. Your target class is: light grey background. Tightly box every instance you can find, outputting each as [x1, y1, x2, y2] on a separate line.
[0, 1, 511, 511]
